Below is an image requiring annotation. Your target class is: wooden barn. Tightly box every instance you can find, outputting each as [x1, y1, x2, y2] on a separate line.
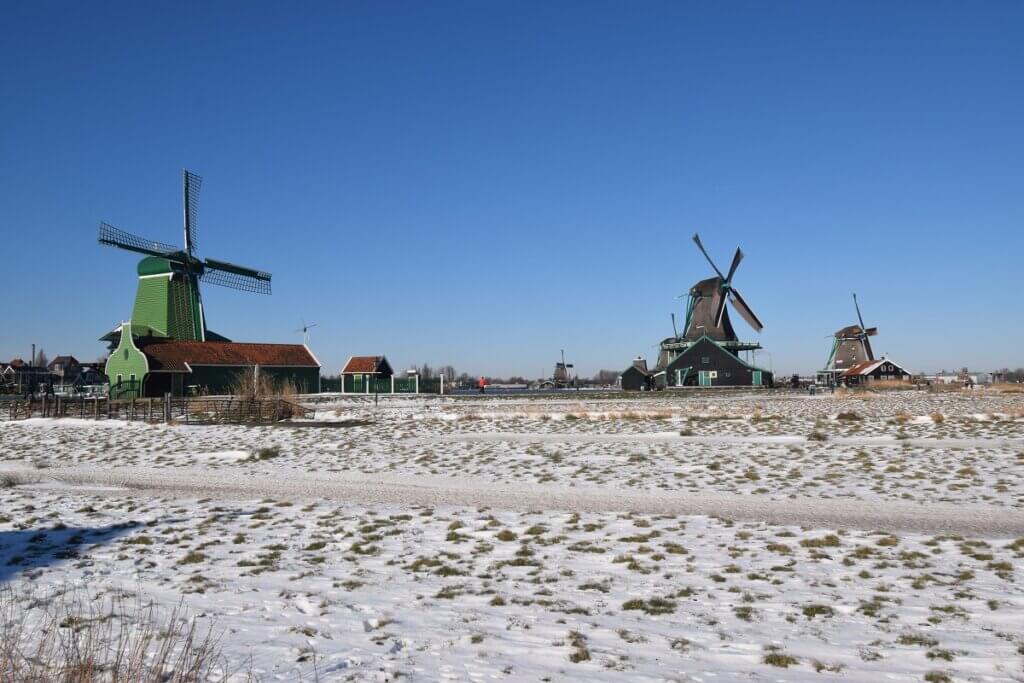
[841, 358, 912, 386]
[662, 336, 772, 388]
[104, 322, 320, 397]
[620, 357, 652, 391]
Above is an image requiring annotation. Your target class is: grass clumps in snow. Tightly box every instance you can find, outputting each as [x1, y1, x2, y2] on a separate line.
[246, 446, 281, 461]
[802, 604, 835, 619]
[762, 645, 799, 668]
[621, 597, 676, 615]
[800, 534, 841, 548]
[567, 630, 590, 663]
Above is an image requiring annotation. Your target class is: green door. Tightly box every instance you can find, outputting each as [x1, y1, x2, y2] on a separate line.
[353, 374, 364, 392]
[699, 371, 711, 387]
[752, 370, 762, 386]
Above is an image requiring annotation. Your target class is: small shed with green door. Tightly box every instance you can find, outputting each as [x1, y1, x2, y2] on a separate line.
[341, 356, 394, 393]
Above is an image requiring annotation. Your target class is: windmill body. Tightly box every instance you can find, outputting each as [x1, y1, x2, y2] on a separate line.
[98, 170, 272, 346]
[681, 276, 739, 342]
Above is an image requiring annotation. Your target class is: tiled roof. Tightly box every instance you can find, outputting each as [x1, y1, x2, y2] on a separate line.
[341, 356, 386, 374]
[140, 340, 319, 373]
[842, 360, 881, 376]
[842, 358, 909, 377]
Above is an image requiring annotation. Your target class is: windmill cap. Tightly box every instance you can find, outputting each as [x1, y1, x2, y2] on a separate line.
[137, 256, 184, 276]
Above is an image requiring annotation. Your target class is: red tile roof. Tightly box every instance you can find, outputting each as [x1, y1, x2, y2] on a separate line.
[341, 356, 387, 374]
[842, 360, 880, 376]
[140, 340, 319, 373]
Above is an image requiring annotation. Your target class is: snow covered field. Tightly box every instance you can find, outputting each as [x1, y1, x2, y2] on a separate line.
[1, 390, 1022, 681]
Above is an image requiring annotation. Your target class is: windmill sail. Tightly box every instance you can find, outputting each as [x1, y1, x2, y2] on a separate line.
[202, 258, 272, 294]
[183, 170, 202, 253]
[98, 223, 178, 258]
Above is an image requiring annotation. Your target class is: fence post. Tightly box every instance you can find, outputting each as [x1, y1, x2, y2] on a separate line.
[391, 376, 394, 394]
[164, 393, 171, 423]
[440, 374, 444, 395]
[366, 377, 369, 395]
[93, 397, 99, 420]
[415, 374, 419, 394]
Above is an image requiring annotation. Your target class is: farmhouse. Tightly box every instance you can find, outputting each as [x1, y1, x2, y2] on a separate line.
[842, 358, 912, 386]
[104, 322, 320, 397]
[662, 336, 773, 388]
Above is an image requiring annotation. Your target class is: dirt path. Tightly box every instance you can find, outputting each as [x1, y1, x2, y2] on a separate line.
[431, 432, 1024, 449]
[6, 466, 1023, 536]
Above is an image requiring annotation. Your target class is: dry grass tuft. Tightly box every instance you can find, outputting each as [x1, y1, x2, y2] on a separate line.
[0, 584, 237, 682]
[229, 371, 300, 401]
[870, 379, 917, 391]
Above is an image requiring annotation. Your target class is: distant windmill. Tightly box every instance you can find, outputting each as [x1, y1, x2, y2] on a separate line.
[98, 169, 272, 342]
[296, 320, 318, 345]
[552, 349, 575, 388]
[824, 293, 879, 373]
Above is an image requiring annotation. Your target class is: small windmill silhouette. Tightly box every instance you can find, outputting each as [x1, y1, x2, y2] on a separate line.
[296, 319, 317, 345]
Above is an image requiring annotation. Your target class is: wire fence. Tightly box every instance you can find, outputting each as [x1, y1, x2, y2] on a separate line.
[0, 395, 314, 424]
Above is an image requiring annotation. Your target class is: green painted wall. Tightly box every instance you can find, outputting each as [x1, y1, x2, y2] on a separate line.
[104, 322, 149, 393]
[131, 258, 203, 341]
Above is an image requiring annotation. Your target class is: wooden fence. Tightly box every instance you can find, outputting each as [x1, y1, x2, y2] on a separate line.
[0, 395, 315, 424]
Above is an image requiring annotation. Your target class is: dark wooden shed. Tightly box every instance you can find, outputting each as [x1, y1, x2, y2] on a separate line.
[620, 357, 652, 391]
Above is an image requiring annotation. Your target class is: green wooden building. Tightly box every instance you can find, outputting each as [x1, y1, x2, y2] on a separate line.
[105, 322, 320, 398]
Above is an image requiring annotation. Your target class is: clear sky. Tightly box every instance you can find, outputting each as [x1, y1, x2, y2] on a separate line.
[2, 2, 1022, 378]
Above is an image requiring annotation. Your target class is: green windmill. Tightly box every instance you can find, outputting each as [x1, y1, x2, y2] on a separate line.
[98, 169, 272, 343]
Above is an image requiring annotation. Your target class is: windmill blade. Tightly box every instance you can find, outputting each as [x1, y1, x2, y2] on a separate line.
[724, 247, 744, 283]
[183, 169, 202, 254]
[692, 233, 725, 279]
[862, 335, 875, 361]
[671, 312, 678, 339]
[852, 292, 867, 331]
[98, 222, 178, 258]
[201, 258, 272, 295]
[727, 288, 764, 332]
[713, 289, 729, 329]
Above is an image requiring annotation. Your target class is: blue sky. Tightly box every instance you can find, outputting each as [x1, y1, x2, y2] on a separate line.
[2, 2, 1022, 377]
